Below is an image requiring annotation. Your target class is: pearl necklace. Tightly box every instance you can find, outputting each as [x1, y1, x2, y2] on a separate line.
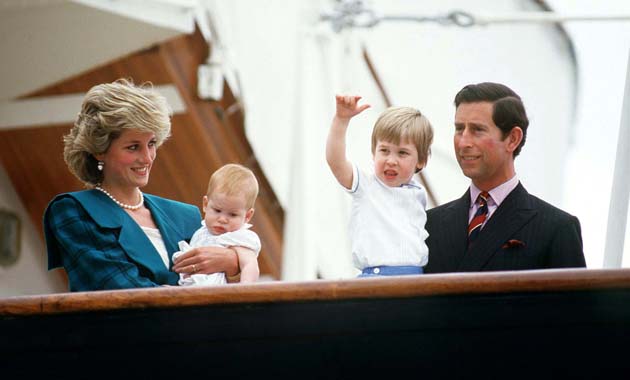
[95, 186, 144, 210]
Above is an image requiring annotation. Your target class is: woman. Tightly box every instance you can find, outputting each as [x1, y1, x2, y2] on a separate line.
[44, 79, 238, 291]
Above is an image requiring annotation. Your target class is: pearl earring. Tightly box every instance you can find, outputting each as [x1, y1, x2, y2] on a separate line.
[97, 161, 104, 171]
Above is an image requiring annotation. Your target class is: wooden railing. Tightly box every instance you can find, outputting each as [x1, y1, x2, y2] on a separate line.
[2, 269, 630, 378]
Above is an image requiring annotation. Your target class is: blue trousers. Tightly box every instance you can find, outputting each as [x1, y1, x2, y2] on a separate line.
[359, 265, 423, 277]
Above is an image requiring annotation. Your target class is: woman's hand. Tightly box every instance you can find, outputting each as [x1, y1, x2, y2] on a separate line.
[172, 246, 239, 277]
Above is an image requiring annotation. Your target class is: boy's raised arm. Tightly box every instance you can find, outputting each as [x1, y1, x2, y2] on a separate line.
[326, 95, 370, 189]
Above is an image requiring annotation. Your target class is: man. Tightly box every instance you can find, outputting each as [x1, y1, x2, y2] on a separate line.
[424, 82, 586, 273]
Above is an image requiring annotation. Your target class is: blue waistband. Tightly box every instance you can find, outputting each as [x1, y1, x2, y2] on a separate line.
[361, 265, 423, 276]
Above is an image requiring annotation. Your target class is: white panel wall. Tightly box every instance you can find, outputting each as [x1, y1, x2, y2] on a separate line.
[0, 165, 66, 296]
[206, 0, 578, 279]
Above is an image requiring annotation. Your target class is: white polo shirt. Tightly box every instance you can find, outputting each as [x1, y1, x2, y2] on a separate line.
[347, 164, 429, 270]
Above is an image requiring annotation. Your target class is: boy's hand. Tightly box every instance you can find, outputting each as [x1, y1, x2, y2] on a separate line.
[335, 95, 370, 120]
[327, 94, 369, 190]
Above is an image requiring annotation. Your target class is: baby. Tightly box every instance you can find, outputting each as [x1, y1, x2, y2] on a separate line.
[174, 164, 261, 285]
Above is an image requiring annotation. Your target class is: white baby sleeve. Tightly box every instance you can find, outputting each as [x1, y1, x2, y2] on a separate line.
[215, 228, 261, 256]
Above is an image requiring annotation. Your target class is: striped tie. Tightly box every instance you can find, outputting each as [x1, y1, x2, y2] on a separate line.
[468, 191, 490, 244]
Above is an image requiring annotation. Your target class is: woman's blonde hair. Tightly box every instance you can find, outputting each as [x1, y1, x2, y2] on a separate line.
[207, 164, 259, 209]
[63, 78, 172, 186]
[371, 106, 434, 167]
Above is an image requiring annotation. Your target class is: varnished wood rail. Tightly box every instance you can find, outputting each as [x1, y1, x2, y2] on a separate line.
[3, 269, 630, 378]
[2, 268, 629, 316]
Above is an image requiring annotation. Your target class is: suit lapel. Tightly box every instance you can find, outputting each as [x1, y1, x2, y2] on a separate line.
[439, 191, 470, 268]
[72, 190, 123, 228]
[73, 190, 173, 280]
[458, 183, 537, 271]
[117, 216, 170, 275]
[144, 195, 187, 266]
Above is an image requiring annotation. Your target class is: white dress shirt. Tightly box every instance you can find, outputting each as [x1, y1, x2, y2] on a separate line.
[468, 175, 520, 226]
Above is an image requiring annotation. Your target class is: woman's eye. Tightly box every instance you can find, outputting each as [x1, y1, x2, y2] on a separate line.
[127, 145, 138, 151]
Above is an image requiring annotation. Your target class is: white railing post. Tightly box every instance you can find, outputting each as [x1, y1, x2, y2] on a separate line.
[603, 50, 630, 268]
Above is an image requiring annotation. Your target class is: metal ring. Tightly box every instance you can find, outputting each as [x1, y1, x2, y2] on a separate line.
[447, 10, 475, 27]
[192, 264, 197, 273]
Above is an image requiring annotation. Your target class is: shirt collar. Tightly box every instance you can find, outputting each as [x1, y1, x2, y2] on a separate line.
[402, 174, 423, 189]
[201, 220, 252, 235]
[374, 172, 422, 189]
[469, 175, 519, 208]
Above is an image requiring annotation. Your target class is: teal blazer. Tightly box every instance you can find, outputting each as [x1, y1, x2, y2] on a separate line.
[44, 190, 201, 291]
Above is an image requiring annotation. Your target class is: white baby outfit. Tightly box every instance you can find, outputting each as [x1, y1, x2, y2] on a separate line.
[174, 222, 261, 286]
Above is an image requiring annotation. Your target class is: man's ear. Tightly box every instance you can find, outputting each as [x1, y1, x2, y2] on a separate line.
[506, 127, 523, 153]
[245, 208, 255, 223]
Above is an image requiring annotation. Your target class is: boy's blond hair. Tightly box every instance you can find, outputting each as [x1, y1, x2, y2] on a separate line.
[207, 164, 259, 209]
[371, 106, 434, 167]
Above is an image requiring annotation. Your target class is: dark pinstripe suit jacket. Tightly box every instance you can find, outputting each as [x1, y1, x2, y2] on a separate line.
[44, 190, 201, 291]
[424, 183, 586, 273]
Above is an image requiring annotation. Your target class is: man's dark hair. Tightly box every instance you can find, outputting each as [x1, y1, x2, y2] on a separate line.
[454, 82, 529, 157]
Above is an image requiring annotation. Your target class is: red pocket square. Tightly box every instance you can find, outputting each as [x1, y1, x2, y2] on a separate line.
[502, 239, 526, 249]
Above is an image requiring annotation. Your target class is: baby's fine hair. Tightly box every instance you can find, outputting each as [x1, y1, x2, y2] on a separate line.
[207, 164, 259, 209]
[371, 106, 434, 166]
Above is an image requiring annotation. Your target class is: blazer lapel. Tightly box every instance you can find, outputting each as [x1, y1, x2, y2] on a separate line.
[458, 183, 537, 271]
[144, 195, 189, 266]
[117, 217, 170, 278]
[72, 190, 123, 228]
[74, 190, 173, 282]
